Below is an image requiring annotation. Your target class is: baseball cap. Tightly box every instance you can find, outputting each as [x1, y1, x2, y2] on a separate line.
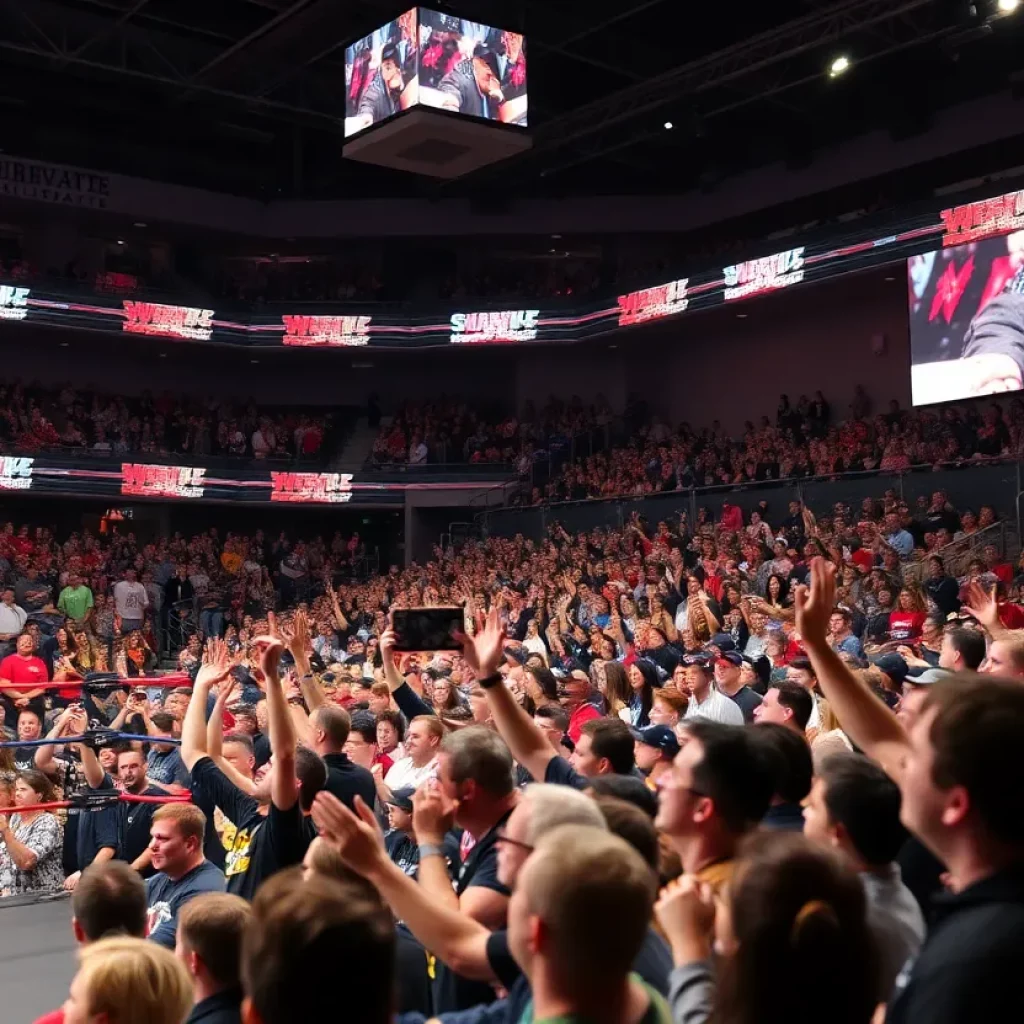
[874, 652, 909, 684]
[633, 725, 680, 758]
[714, 650, 744, 667]
[707, 633, 737, 653]
[380, 42, 400, 66]
[905, 667, 951, 686]
[386, 787, 416, 813]
[472, 44, 500, 79]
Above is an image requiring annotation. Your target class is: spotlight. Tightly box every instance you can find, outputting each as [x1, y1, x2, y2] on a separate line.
[829, 55, 851, 77]
[663, 121, 674, 130]
[999, 0, 1019, 13]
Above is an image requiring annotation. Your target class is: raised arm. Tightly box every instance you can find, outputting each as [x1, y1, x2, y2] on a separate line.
[34, 706, 80, 775]
[256, 634, 297, 811]
[461, 609, 554, 783]
[380, 628, 433, 719]
[312, 793, 496, 982]
[181, 639, 231, 771]
[207, 678, 257, 797]
[795, 559, 910, 778]
[961, 581, 1010, 642]
[285, 609, 325, 714]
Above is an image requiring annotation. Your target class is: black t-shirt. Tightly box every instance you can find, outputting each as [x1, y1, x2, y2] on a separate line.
[724, 686, 763, 723]
[385, 829, 419, 878]
[322, 752, 376, 812]
[76, 774, 120, 871]
[543, 755, 589, 791]
[394, 924, 433, 1017]
[432, 811, 513, 1014]
[189, 756, 308, 901]
[886, 866, 1024, 1024]
[119, 784, 165, 874]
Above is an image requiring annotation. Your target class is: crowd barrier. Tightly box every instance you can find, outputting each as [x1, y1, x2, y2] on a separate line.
[477, 461, 1024, 544]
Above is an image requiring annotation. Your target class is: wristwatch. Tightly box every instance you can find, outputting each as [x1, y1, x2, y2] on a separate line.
[418, 843, 446, 860]
[477, 672, 503, 690]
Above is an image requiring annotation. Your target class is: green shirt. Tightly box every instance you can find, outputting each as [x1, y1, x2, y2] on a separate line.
[518, 976, 673, 1024]
[58, 584, 93, 621]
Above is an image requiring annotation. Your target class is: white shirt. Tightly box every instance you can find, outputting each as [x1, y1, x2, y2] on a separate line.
[113, 580, 149, 619]
[522, 634, 548, 661]
[384, 756, 438, 792]
[0, 602, 27, 637]
[686, 686, 745, 726]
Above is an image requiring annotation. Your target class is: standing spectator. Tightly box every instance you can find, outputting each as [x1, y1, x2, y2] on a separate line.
[377, 715, 442, 799]
[803, 751, 926, 998]
[145, 804, 226, 949]
[241, 871, 395, 1024]
[113, 568, 148, 634]
[176, 893, 251, 1024]
[0, 770, 64, 896]
[655, 719, 772, 895]
[0, 632, 50, 732]
[796, 557, 1024, 1023]
[712, 650, 763, 723]
[58, 572, 93, 624]
[308, 705, 376, 813]
[684, 657, 745, 726]
[412, 727, 517, 1012]
[0, 586, 27, 657]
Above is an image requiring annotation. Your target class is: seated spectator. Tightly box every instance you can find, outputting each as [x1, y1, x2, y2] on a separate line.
[145, 804, 226, 949]
[751, 721, 813, 831]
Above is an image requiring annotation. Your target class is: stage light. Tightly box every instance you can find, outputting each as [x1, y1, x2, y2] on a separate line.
[998, 0, 1019, 14]
[663, 121, 674, 130]
[829, 55, 851, 77]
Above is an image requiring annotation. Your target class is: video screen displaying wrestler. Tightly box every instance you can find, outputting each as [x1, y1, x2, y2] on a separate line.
[344, 8, 419, 138]
[417, 10, 527, 126]
[909, 231, 1024, 405]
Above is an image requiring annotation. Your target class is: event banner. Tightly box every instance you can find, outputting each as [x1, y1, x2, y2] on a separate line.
[4, 181, 1024, 352]
[0, 453, 518, 506]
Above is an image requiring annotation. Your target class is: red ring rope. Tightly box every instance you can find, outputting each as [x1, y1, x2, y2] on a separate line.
[0, 673, 194, 692]
[0, 792, 193, 815]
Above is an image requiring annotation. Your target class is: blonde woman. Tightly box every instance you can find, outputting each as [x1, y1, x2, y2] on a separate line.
[810, 697, 853, 770]
[62, 936, 192, 1024]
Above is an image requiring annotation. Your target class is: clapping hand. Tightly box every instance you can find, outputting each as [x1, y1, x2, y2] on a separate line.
[311, 793, 386, 878]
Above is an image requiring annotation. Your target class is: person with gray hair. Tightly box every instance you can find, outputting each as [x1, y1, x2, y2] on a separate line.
[311, 780, 672, 1021]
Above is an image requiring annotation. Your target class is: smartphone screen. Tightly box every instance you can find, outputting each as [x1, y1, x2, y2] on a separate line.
[392, 607, 464, 652]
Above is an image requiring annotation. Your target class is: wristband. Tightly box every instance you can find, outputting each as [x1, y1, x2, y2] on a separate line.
[477, 672, 503, 690]
[418, 843, 446, 860]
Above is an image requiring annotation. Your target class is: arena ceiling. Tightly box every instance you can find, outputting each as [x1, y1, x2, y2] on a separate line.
[0, 0, 1022, 202]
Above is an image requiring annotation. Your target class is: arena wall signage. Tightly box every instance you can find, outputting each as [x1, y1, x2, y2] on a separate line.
[270, 472, 354, 503]
[0, 457, 34, 490]
[0, 157, 112, 210]
[2, 181, 1022, 350]
[122, 464, 207, 499]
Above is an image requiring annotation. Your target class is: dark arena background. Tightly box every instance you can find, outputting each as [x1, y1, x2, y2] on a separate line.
[2, 1, 1024, 1022]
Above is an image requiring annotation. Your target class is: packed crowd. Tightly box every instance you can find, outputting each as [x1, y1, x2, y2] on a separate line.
[0, 379, 341, 461]
[1, 475, 1023, 1023]
[369, 394, 616, 466]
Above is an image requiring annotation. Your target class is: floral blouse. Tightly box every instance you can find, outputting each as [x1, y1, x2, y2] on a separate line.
[0, 812, 64, 896]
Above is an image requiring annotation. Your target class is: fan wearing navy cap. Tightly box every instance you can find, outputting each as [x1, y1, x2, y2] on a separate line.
[632, 725, 679, 791]
[711, 649, 762, 722]
[874, 652, 909, 709]
[437, 45, 504, 119]
[683, 656, 745, 726]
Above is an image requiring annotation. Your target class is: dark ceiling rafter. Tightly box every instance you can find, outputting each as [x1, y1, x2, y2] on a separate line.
[528, 0, 938, 158]
[536, 4, 958, 180]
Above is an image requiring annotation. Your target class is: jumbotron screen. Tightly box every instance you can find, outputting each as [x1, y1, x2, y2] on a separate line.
[416, 9, 527, 127]
[909, 230, 1024, 405]
[344, 8, 419, 138]
[343, 8, 527, 138]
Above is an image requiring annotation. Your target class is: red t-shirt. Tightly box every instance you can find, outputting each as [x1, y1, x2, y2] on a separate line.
[888, 611, 926, 642]
[33, 1010, 63, 1024]
[850, 549, 874, 572]
[998, 602, 1024, 629]
[0, 653, 50, 685]
[568, 702, 601, 744]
